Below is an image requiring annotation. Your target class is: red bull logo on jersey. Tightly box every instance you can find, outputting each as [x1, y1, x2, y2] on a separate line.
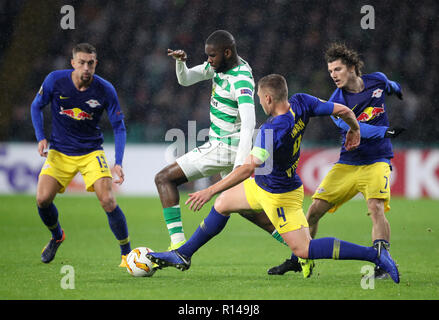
[357, 105, 385, 122]
[59, 107, 93, 120]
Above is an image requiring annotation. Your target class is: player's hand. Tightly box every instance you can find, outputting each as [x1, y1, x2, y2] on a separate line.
[386, 83, 403, 100]
[387, 89, 403, 100]
[167, 49, 187, 62]
[185, 188, 214, 211]
[344, 128, 360, 151]
[37, 139, 49, 157]
[113, 164, 125, 185]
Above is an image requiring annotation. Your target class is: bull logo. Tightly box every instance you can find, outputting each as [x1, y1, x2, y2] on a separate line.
[59, 107, 93, 120]
[356, 105, 385, 122]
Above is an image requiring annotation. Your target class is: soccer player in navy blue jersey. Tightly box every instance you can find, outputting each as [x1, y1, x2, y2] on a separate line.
[30, 43, 131, 266]
[269, 43, 404, 278]
[147, 74, 400, 284]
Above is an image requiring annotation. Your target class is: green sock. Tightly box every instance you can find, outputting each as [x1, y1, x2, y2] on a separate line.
[163, 205, 185, 245]
[271, 230, 287, 246]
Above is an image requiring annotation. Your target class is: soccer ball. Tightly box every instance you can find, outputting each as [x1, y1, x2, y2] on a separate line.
[126, 247, 156, 277]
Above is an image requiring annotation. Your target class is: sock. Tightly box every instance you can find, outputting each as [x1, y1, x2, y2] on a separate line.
[373, 239, 390, 250]
[163, 205, 185, 245]
[271, 230, 287, 246]
[38, 203, 63, 240]
[308, 237, 377, 263]
[178, 206, 230, 258]
[106, 205, 131, 255]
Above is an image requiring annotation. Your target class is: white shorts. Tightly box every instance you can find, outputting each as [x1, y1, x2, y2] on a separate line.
[176, 139, 237, 181]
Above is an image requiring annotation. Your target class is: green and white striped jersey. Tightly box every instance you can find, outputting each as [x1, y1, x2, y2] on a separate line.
[175, 57, 256, 166]
[176, 58, 255, 145]
[206, 59, 255, 145]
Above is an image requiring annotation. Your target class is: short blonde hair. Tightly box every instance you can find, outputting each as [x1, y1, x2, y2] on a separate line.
[258, 74, 288, 102]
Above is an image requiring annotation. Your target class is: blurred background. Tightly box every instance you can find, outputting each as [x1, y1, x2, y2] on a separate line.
[0, 0, 438, 196]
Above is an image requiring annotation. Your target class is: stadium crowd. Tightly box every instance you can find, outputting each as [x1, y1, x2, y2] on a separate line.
[2, 0, 438, 145]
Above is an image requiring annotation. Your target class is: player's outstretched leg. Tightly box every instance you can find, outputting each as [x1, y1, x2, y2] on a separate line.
[148, 206, 230, 271]
[307, 237, 399, 283]
[282, 228, 399, 283]
[147, 250, 191, 271]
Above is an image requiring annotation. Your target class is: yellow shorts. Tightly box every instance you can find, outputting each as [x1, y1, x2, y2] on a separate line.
[312, 162, 391, 213]
[39, 149, 112, 193]
[243, 178, 308, 234]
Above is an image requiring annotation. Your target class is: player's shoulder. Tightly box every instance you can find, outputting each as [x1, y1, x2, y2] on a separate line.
[225, 61, 254, 82]
[42, 69, 72, 91]
[93, 74, 115, 89]
[363, 72, 389, 85]
[46, 69, 72, 82]
[289, 93, 318, 106]
[265, 110, 294, 131]
[93, 74, 118, 96]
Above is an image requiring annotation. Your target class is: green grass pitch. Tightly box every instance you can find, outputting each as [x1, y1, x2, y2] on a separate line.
[0, 194, 438, 300]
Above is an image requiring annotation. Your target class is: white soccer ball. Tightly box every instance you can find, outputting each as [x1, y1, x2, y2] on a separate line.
[126, 247, 156, 277]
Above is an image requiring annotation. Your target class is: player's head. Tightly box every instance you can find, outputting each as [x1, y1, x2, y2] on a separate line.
[257, 74, 288, 115]
[325, 43, 364, 89]
[205, 30, 238, 73]
[71, 43, 98, 83]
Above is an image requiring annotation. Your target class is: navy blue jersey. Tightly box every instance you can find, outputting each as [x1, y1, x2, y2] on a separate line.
[251, 94, 334, 193]
[31, 69, 125, 157]
[329, 72, 400, 165]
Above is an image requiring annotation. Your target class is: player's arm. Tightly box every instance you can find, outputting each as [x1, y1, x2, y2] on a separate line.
[233, 80, 256, 168]
[168, 49, 214, 86]
[332, 103, 360, 151]
[30, 73, 54, 157]
[296, 93, 360, 150]
[106, 84, 127, 185]
[185, 154, 262, 211]
[111, 120, 126, 185]
[331, 116, 387, 139]
[373, 72, 403, 100]
[331, 116, 405, 139]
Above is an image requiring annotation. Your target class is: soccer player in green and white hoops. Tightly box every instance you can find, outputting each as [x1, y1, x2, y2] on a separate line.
[155, 30, 278, 251]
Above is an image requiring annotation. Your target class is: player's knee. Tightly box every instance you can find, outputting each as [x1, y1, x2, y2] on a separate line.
[306, 200, 327, 224]
[36, 193, 53, 208]
[213, 195, 231, 215]
[291, 245, 309, 259]
[99, 194, 117, 212]
[154, 169, 170, 187]
[368, 199, 385, 217]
